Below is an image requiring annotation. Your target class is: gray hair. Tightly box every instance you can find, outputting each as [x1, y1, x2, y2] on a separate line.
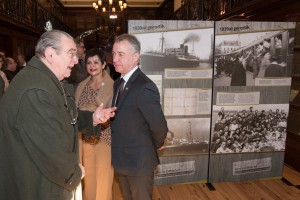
[114, 34, 141, 54]
[35, 30, 74, 58]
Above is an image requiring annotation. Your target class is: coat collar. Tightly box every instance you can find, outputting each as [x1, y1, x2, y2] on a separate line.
[28, 56, 65, 95]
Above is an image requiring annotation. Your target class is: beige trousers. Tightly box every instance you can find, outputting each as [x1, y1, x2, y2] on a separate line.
[79, 135, 114, 200]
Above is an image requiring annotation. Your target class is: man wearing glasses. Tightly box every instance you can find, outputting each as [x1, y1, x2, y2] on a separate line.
[67, 37, 88, 88]
[0, 30, 116, 200]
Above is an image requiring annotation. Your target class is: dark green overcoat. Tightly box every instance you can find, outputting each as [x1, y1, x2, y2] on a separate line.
[0, 56, 97, 200]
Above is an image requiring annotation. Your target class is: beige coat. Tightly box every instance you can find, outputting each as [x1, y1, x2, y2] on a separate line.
[75, 70, 114, 110]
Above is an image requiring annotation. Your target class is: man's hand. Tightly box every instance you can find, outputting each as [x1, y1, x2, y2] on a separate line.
[93, 103, 117, 125]
[78, 164, 85, 179]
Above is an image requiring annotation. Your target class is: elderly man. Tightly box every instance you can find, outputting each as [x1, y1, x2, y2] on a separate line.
[0, 30, 116, 200]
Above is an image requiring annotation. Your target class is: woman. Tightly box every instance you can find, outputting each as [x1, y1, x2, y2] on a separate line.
[0, 55, 9, 91]
[75, 48, 114, 200]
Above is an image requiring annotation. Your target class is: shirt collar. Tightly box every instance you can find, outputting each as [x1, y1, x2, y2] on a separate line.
[121, 66, 138, 82]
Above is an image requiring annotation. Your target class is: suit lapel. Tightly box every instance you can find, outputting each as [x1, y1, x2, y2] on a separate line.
[114, 68, 141, 107]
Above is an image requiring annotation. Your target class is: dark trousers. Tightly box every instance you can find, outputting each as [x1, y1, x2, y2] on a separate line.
[117, 173, 154, 200]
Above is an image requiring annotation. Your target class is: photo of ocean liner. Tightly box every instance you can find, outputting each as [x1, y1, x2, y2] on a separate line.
[140, 33, 202, 71]
[159, 120, 209, 155]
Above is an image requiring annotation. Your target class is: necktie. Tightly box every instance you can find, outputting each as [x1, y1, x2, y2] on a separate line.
[119, 78, 125, 94]
[115, 78, 125, 106]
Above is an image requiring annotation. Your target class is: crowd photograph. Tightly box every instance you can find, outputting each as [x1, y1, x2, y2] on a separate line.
[211, 105, 288, 154]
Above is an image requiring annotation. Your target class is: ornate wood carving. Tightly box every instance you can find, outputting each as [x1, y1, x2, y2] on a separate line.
[0, 0, 71, 34]
[174, 0, 259, 21]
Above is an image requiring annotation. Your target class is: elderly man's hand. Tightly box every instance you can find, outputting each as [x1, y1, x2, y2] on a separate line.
[78, 164, 85, 179]
[93, 103, 117, 125]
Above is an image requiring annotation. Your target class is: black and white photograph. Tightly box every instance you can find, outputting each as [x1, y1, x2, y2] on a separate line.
[135, 28, 214, 72]
[211, 105, 289, 154]
[214, 29, 295, 86]
[159, 118, 211, 155]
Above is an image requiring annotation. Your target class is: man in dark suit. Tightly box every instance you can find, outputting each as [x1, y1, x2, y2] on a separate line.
[111, 34, 168, 200]
[264, 54, 284, 77]
[66, 37, 88, 88]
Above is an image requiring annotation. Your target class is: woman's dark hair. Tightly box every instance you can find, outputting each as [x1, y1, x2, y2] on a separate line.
[85, 48, 106, 64]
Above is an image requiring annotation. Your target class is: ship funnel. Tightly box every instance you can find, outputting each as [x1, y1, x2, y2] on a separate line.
[184, 46, 188, 55]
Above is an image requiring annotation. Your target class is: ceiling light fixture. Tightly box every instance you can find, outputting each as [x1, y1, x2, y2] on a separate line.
[92, 0, 127, 14]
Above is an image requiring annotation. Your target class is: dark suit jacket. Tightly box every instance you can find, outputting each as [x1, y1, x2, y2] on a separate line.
[66, 58, 88, 86]
[264, 63, 284, 77]
[111, 68, 168, 176]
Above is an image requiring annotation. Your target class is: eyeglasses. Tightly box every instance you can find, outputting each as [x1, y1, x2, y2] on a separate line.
[53, 47, 77, 59]
[60, 49, 77, 59]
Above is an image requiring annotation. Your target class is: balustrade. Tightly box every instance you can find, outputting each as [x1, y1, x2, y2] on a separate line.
[0, 0, 71, 34]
